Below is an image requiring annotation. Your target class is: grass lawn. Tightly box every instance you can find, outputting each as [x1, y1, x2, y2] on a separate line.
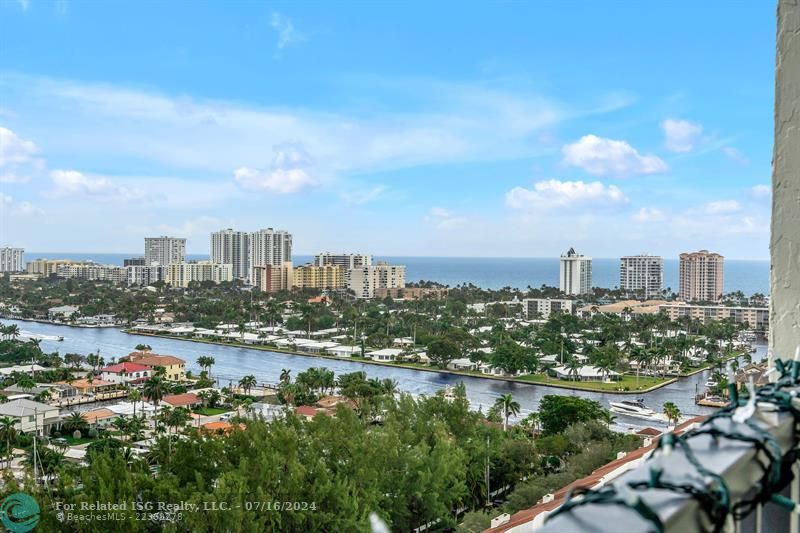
[515, 373, 670, 392]
[193, 407, 229, 416]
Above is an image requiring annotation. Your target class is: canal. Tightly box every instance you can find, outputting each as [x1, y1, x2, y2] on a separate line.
[4, 319, 764, 430]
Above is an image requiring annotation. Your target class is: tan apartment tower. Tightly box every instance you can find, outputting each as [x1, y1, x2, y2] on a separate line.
[678, 250, 724, 302]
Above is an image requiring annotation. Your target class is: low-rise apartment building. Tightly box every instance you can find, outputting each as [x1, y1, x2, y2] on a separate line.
[127, 265, 166, 286]
[165, 261, 233, 288]
[374, 287, 448, 300]
[522, 298, 575, 319]
[27, 258, 77, 277]
[252, 262, 294, 293]
[293, 264, 345, 290]
[659, 303, 769, 331]
[56, 263, 128, 284]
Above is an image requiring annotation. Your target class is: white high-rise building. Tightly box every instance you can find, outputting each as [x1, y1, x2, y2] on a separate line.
[314, 252, 372, 270]
[620, 254, 663, 298]
[0, 247, 24, 272]
[210, 229, 251, 280]
[249, 228, 292, 276]
[559, 248, 592, 296]
[144, 236, 186, 266]
[347, 262, 406, 299]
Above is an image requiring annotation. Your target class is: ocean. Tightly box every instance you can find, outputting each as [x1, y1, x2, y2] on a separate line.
[25, 252, 770, 295]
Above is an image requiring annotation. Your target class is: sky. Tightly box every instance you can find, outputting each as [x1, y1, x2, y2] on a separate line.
[0, 1, 775, 259]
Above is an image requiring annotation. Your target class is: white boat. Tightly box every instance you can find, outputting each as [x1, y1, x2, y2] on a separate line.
[705, 380, 718, 388]
[609, 399, 664, 422]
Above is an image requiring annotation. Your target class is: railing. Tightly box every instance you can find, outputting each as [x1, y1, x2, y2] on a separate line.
[538, 355, 800, 533]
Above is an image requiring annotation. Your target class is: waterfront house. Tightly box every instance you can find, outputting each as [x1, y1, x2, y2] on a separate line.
[551, 365, 621, 382]
[99, 362, 151, 384]
[326, 345, 362, 357]
[126, 352, 187, 381]
[448, 358, 479, 372]
[48, 305, 79, 321]
[2, 383, 77, 401]
[65, 378, 117, 395]
[366, 348, 403, 362]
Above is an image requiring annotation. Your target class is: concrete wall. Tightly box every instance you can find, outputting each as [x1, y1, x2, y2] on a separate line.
[770, 0, 800, 359]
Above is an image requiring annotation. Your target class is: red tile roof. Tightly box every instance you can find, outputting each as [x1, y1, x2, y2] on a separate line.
[101, 362, 151, 374]
[163, 392, 200, 407]
[127, 353, 186, 366]
[295, 405, 319, 418]
[636, 427, 664, 436]
[485, 416, 706, 533]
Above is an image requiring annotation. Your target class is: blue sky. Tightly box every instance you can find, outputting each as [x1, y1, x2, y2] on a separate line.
[0, 1, 774, 259]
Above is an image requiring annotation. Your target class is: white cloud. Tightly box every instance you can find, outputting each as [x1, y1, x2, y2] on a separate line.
[561, 135, 668, 177]
[661, 118, 703, 153]
[271, 12, 305, 50]
[0, 173, 30, 184]
[506, 179, 628, 209]
[722, 146, 749, 165]
[633, 207, 666, 222]
[750, 184, 771, 199]
[126, 216, 226, 241]
[704, 200, 742, 215]
[340, 185, 387, 205]
[4, 73, 570, 181]
[49, 169, 146, 201]
[1, 193, 39, 216]
[426, 207, 467, 230]
[0, 127, 37, 167]
[234, 144, 319, 194]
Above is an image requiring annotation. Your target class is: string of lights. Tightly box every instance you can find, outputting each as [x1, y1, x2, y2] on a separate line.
[545, 349, 800, 532]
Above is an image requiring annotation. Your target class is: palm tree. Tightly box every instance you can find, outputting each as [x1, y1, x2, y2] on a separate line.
[663, 402, 681, 426]
[197, 356, 215, 376]
[0, 416, 18, 471]
[62, 412, 87, 434]
[381, 379, 399, 396]
[167, 408, 191, 434]
[494, 393, 521, 431]
[143, 377, 167, 410]
[279, 368, 291, 384]
[238, 375, 257, 395]
[128, 389, 142, 419]
[565, 357, 582, 382]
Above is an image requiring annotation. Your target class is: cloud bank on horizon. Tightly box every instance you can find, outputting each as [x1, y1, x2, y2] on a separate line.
[0, 2, 773, 259]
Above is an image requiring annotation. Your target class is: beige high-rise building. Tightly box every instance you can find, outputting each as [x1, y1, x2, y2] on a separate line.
[293, 264, 345, 290]
[347, 262, 406, 299]
[679, 250, 724, 302]
[252, 262, 294, 293]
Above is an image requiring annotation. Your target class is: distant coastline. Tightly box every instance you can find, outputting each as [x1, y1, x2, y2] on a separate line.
[22, 253, 770, 295]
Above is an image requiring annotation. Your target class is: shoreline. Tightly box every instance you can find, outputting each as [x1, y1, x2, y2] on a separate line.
[125, 330, 681, 395]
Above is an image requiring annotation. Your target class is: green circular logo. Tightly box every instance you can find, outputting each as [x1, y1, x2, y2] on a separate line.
[0, 493, 40, 533]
